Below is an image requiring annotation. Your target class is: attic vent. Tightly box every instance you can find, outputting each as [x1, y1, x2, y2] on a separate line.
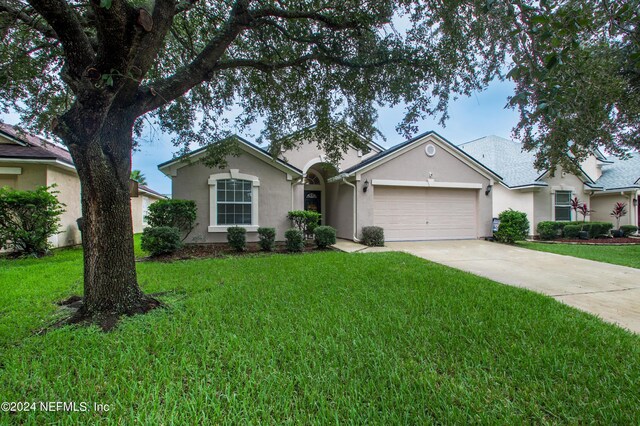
[425, 144, 436, 157]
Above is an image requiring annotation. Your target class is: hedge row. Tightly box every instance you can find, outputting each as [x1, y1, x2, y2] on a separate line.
[537, 221, 614, 240]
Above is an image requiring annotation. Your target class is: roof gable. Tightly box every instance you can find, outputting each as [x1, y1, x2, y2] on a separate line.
[276, 123, 385, 154]
[340, 131, 502, 181]
[158, 135, 303, 177]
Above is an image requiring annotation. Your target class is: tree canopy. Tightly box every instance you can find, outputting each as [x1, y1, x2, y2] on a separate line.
[0, 0, 516, 161]
[506, 0, 640, 171]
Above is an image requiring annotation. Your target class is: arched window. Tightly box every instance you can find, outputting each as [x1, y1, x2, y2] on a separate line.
[306, 173, 320, 185]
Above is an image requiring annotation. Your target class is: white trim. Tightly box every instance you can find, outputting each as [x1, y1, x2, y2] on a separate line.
[208, 225, 260, 233]
[348, 133, 501, 182]
[550, 185, 576, 192]
[371, 179, 482, 189]
[0, 166, 22, 175]
[0, 158, 76, 173]
[302, 156, 326, 174]
[590, 187, 640, 195]
[208, 170, 260, 231]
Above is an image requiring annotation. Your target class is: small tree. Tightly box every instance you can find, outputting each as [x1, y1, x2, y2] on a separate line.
[145, 199, 197, 240]
[610, 202, 628, 230]
[571, 197, 581, 220]
[577, 203, 594, 223]
[0, 186, 65, 256]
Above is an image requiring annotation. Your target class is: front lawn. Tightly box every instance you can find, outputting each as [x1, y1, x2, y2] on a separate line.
[1, 241, 639, 423]
[518, 241, 640, 269]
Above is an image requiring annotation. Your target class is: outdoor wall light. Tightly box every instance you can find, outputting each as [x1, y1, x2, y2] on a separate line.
[485, 184, 493, 196]
[634, 197, 638, 207]
[363, 179, 369, 192]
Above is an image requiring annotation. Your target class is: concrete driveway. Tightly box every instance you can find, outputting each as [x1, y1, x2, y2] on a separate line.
[381, 240, 640, 333]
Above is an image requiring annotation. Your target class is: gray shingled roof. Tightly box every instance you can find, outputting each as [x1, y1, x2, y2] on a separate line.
[457, 135, 544, 188]
[596, 154, 640, 190]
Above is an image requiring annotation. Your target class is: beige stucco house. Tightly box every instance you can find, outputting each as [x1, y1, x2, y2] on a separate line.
[459, 136, 640, 235]
[0, 123, 165, 248]
[159, 128, 500, 243]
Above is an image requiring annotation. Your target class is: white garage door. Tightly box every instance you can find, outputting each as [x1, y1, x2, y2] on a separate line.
[373, 186, 478, 241]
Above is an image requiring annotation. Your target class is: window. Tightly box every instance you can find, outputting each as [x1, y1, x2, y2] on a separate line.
[208, 170, 260, 232]
[216, 179, 252, 225]
[306, 173, 320, 185]
[554, 191, 572, 221]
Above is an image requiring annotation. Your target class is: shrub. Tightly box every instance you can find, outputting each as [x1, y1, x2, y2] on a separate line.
[0, 185, 65, 256]
[287, 210, 321, 236]
[227, 226, 246, 251]
[620, 225, 638, 237]
[145, 199, 197, 238]
[362, 226, 385, 247]
[563, 225, 581, 239]
[314, 226, 336, 248]
[285, 228, 304, 252]
[580, 222, 614, 238]
[141, 226, 182, 256]
[494, 209, 529, 243]
[537, 221, 563, 240]
[257, 227, 276, 251]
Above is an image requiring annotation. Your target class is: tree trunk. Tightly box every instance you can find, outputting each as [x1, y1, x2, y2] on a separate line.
[66, 113, 151, 318]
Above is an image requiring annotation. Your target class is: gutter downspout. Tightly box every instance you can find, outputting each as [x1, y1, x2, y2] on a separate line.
[342, 178, 360, 242]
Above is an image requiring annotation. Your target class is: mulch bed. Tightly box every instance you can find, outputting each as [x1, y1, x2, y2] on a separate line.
[139, 241, 333, 262]
[534, 237, 640, 245]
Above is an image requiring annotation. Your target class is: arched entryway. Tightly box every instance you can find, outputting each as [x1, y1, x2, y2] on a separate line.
[304, 169, 325, 224]
[304, 163, 338, 226]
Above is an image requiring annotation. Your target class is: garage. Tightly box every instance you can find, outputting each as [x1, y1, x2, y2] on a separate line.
[373, 186, 478, 241]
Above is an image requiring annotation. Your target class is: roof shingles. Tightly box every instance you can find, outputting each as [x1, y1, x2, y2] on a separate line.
[0, 122, 74, 166]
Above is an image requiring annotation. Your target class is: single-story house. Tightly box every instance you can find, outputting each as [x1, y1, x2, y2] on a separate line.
[458, 135, 639, 234]
[0, 123, 165, 248]
[158, 127, 500, 242]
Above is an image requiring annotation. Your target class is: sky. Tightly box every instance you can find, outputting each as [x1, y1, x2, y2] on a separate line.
[1, 78, 519, 195]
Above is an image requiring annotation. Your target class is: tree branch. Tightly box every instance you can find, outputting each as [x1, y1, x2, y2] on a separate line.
[135, 3, 391, 114]
[0, 0, 57, 38]
[135, 0, 248, 114]
[26, 0, 95, 78]
[249, 7, 367, 31]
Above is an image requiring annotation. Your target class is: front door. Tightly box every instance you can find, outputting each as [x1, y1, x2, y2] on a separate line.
[304, 191, 322, 224]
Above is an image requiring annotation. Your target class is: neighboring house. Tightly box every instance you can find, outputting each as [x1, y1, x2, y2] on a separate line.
[0, 123, 165, 248]
[459, 135, 639, 234]
[159, 127, 499, 243]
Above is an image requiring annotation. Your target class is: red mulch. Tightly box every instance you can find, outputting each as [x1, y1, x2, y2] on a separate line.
[140, 241, 331, 262]
[537, 237, 640, 245]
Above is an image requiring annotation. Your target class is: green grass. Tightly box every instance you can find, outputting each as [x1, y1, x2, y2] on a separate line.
[519, 241, 640, 269]
[1, 239, 639, 424]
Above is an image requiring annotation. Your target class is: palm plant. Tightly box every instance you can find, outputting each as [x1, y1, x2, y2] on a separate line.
[610, 202, 628, 230]
[130, 170, 147, 185]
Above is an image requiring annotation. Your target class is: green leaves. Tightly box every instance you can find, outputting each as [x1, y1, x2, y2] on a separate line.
[99, 0, 112, 9]
[0, 185, 65, 256]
